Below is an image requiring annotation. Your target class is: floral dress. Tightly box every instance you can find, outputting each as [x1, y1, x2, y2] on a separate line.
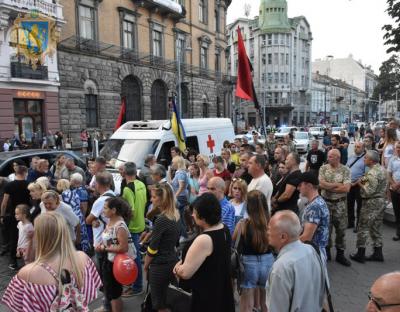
[62, 189, 91, 253]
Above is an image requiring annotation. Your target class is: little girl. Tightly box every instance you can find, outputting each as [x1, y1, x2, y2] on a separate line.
[15, 204, 34, 264]
[96, 197, 136, 312]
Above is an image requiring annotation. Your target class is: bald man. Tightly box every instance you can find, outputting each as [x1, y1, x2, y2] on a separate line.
[319, 149, 352, 266]
[207, 177, 235, 234]
[266, 211, 327, 312]
[366, 272, 400, 312]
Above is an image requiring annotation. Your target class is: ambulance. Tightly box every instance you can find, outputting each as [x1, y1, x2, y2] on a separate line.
[100, 118, 235, 191]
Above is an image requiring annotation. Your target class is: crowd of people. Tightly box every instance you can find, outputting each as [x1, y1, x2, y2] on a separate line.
[0, 120, 400, 311]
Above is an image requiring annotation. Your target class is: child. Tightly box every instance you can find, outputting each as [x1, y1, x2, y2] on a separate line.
[95, 197, 136, 312]
[15, 204, 34, 264]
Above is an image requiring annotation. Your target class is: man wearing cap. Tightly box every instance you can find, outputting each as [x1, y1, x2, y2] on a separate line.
[350, 150, 388, 263]
[299, 172, 330, 261]
[319, 149, 352, 266]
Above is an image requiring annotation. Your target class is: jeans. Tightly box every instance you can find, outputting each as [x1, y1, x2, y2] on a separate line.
[177, 197, 188, 238]
[241, 253, 275, 289]
[95, 251, 111, 310]
[131, 232, 143, 291]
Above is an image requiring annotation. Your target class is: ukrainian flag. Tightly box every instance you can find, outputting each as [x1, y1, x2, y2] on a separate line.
[171, 97, 187, 152]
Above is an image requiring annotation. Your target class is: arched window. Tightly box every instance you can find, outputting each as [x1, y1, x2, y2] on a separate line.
[121, 75, 142, 121]
[84, 79, 98, 127]
[151, 79, 168, 119]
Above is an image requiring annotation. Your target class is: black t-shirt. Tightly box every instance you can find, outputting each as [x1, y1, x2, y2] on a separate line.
[4, 180, 30, 215]
[276, 169, 302, 213]
[306, 149, 325, 170]
[240, 169, 253, 185]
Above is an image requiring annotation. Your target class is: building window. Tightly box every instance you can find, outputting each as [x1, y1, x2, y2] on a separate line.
[262, 73, 266, 82]
[267, 34, 272, 45]
[286, 53, 289, 65]
[280, 73, 284, 83]
[85, 94, 98, 127]
[199, 0, 207, 24]
[286, 73, 289, 83]
[215, 8, 220, 32]
[274, 34, 278, 45]
[274, 53, 278, 64]
[202, 102, 209, 117]
[215, 53, 221, 73]
[79, 5, 95, 40]
[200, 46, 208, 69]
[267, 53, 272, 65]
[122, 17, 135, 50]
[268, 73, 272, 83]
[176, 34, 186, 63]
[274, 72, 279, 83]
[152, 29, 162, 57]
[280, 53, 284, 65]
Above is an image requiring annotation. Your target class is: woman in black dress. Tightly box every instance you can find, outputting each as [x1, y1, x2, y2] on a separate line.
[173, 193, 235, 312]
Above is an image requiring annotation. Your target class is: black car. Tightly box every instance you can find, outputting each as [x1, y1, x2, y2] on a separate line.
[0, 149, 87, 178]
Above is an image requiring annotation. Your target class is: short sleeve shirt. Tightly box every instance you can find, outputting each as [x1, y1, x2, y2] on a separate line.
[302, 196, 329, 249]
[276, 170, 302, 212]
[4, 180, 30, 214]
[319, 164, 351, 200]
[306, 150, 325, 170]
[388, 155, 400, 183]
[171, 169, 189, 199]
[90, 190, 115, 246]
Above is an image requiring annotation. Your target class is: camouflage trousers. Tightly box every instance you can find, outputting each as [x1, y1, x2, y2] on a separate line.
[326, 200, 348, 250]
[356, 198, 385, 248]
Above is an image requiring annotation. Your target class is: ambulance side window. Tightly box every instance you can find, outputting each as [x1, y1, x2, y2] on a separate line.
[158, 141, 175, 166]
[186, 136, 199, 153]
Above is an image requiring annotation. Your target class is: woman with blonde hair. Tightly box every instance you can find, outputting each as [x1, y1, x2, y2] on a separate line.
[197, 154, 214, 195]
[144, 183, 180, 312]
[28, 180, 47, 222]
[229, 178, 248, 224]
[1, 212, 101, 311]
[50, 154, 66, 180]
[57, 179, 90, 254]
[382, 127, 397, 168]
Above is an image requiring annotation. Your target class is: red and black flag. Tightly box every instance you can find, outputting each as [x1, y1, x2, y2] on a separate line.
[114, 96, 126, 131]
[235, 26, 265, 134]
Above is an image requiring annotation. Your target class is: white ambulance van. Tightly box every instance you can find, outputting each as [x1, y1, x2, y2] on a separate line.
[100, 118, 235, 192]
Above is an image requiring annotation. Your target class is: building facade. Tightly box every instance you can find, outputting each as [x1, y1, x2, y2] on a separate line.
[312, 55, 378, 120]
[0, 0, 64, 144]
[58, 0, 233, 145]
[312, 72, 367, 124]
[226, 0, 312, 128]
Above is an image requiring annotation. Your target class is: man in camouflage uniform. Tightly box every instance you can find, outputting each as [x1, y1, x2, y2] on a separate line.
[350, 150, 388, 263]
[319, 149, 352, 266]
[265, 132, 277, 160]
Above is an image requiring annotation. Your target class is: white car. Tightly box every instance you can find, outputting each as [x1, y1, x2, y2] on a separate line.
[294, 132, 311, 153]
[372, 121, 387, 131]
[309, 127, 325, 138]
[331, 127, 348, 137]
[275, 126, 298, 139]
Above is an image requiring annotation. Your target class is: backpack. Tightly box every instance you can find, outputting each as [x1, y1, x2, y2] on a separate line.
[39, 262, 88, 312]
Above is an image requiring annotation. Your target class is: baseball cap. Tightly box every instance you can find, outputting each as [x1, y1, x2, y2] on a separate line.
[299, 171, 319, 186]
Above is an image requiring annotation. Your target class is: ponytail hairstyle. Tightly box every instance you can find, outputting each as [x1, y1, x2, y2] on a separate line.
[151, 183, 180, 221]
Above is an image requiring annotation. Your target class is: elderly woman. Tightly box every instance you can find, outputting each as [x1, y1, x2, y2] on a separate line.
[174, 193, 235, 312]
[2, 213, 101, 311]
[27, 181, 47, 223]
[70, 173, 89, 216]
[40, 190, 80, 246]
[57, 179, 90, 254]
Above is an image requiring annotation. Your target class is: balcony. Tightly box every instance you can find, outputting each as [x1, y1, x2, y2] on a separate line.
[132, 0, 185, 20]
[0, 0, 63, 20]
[10, 61, 48, 80]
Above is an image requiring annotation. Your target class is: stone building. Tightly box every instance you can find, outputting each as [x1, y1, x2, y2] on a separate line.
[58, 0, 233, 145]
[226, 0, 312, 128]
[0, 0, 64, 144]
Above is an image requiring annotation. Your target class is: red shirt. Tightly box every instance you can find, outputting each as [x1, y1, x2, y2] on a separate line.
[213, 169, 231, 181]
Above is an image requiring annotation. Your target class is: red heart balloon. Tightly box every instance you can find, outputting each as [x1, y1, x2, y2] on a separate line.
[113, 254, 138, 285]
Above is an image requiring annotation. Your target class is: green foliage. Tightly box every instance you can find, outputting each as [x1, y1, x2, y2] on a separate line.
[383, 0, 400, 53]
[373, 55, 400, 100]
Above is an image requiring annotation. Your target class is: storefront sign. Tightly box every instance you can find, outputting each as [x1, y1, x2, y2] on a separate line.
[16, 90, 44, 99]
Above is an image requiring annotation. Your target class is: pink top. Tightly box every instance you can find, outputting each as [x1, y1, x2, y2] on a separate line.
[80, 132, 88, 142]
[1, 258, 102, 312]
[198, 171, 209, 195]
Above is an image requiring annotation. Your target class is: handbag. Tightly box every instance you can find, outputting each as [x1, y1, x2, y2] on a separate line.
[231, 220, 244, 291]
[166, 284, 192, 312]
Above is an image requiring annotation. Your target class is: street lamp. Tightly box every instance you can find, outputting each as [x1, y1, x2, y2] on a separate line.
[176, 35, 192, 118]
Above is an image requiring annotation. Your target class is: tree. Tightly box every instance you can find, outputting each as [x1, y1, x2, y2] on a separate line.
[373, 55, 400, 101]
[383, 0, 400, 53]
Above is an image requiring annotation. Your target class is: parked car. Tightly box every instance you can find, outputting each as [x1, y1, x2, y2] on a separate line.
[294, 132, 311, 154]
[0, 150, 87, 178]
[331, 127, 348, 137]
[275, 126, 298, 139]
[309, 127, 325, 139]
[372, 121, 387, 131]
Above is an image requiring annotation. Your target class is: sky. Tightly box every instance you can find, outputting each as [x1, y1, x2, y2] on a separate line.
[227, 0, 393, 74]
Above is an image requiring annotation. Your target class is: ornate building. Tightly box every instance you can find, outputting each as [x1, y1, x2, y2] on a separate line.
[227, 0, 312, 127]
[0, 0, 64, 144]
[58, 0, 233, 145]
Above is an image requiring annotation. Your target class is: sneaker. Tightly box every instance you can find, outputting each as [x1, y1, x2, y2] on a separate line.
[8, 263, 18, 270]
[122, 288, 144, 297]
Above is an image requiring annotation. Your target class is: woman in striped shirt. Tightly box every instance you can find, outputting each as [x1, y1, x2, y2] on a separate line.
[1, 212, 102, 312]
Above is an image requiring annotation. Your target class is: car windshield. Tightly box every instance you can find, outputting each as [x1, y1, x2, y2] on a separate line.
[279, 128, 291, 133]
[310, 127, 320, 131]
[100, 139, 159, 169]
[332, 127, 342, 132]
[295, 133, 309, 140]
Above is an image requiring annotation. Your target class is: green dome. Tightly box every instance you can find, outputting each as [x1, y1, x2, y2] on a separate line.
[259, 0, 291, 33]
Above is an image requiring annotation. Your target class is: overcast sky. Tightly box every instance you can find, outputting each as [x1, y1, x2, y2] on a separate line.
[227, 0, 393, 74]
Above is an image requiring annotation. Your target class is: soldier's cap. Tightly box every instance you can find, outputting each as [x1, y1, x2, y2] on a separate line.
[299, 171, 319, 186]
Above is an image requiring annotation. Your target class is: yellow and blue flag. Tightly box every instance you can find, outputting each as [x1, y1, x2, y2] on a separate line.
[171, 97, 186, 152]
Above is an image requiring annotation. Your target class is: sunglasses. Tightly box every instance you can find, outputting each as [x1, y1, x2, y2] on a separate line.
[368, 292, 400, 311]
[232, 178, 242, 182]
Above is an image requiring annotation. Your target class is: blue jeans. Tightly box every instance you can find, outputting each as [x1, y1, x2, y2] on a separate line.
[241, 253, 275, 289]
[131, 232, 143, 291]
[177, 198, 188, 238]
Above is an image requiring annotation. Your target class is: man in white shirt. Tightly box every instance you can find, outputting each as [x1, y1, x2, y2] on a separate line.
[266, 210, 327, 312]
[247, 154, 273, 211]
